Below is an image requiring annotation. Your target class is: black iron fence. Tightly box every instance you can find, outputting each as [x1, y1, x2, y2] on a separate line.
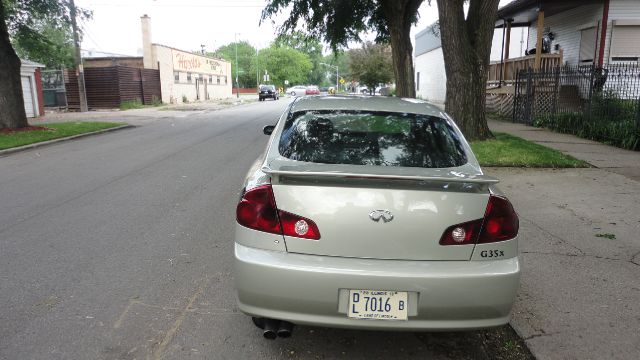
[513, 64, 640, 150]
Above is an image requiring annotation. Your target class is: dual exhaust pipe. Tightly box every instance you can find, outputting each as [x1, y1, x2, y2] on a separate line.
[252, 317, 294, 339]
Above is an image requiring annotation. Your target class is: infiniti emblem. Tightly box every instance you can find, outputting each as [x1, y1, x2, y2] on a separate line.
[369, 210, 394, 223]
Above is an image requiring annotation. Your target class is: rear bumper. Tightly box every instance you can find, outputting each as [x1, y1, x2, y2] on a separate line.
[234, 243, 520, 331]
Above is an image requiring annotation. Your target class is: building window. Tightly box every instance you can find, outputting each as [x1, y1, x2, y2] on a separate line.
[217, 76, 220, 85]
[187, 72, 192, 83]
[610, 24, 640, 62]
[174, 71, 180, 83]
[224, 76, 228, 85]
[209, 75, 213, 84]
[579, 27, 597, 64]
[416, 72, 420, 91]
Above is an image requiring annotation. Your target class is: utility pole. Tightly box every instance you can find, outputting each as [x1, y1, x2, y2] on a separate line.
[235, 33, 239, 98]
[69, 0, 88, 112]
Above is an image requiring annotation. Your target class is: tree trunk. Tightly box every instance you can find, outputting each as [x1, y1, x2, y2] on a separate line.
[436, 0, 499, 140]
[382, 0, 423, 98]
[0, 1, 29, 130]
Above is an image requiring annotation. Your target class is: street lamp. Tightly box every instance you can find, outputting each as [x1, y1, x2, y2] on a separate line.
[319, 62, 339, 93]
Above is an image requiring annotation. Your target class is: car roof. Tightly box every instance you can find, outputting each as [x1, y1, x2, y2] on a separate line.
[289, 95, 445, 118]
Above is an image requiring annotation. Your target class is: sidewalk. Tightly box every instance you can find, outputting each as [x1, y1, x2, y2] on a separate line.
[489, 119, 640, 181]
[486, 120, 640, 359]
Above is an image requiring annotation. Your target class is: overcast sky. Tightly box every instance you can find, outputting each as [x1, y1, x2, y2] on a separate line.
[77, 0, 523, 60]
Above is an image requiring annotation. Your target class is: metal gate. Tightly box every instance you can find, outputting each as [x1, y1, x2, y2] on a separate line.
[41, 69, 68, 108]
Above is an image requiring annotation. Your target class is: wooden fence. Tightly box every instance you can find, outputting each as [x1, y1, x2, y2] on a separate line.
[65, 66, 161, 110]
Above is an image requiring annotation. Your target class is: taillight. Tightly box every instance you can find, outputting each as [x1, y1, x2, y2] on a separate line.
[236, 185, 321, 240]
[477, 195, 519, 244]
[439, 195, 518, 245]
[236, 185, 281, 234]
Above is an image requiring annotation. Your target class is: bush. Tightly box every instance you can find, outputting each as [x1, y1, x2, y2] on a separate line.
[182, 95, 188, 103]
[534, 112, 640, 150]
[591, 90, 637, 122]
[120, 100, 144, 110]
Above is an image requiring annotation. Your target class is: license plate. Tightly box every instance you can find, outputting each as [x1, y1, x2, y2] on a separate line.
[347, 289, 408, 320]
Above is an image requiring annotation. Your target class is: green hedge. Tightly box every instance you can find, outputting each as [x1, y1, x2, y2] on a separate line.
[533, 92, 640, 150]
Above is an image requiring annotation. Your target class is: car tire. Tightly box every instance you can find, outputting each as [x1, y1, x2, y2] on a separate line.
[290, 92, 296, 96]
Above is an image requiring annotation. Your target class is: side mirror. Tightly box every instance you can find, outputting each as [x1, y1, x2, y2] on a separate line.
[263, 125, 275, 135]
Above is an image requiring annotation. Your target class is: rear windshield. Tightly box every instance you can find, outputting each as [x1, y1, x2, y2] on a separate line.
[278, 111, 467, 168]
[260, 85, 275, 91]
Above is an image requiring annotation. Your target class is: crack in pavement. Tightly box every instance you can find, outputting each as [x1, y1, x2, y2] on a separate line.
[519, 216, 586, 255]
[524, 331, 559, 341]
[631, 250, 640, 267]
[521, 250, 624, 263]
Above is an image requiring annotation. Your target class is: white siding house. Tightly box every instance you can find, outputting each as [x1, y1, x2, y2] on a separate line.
[522, 0, 640, 66]
[414, 28, 445, 104]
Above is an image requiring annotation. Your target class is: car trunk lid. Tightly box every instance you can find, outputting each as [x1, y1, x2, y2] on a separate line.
[266, 163, 494, 261]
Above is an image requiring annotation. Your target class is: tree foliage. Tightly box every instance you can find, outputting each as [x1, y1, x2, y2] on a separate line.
[253, 45, 312, 89]
[274, 31, 324, 85]
[211, 41, 257, 88]
[4, 0, 89, 66]
[261, 0, 423, 98]
[1, 0, 90, 129]
[12, 18, 74, 68]
[348, 42, 393, 93]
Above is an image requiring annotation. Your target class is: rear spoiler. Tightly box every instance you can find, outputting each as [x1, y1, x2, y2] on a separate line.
[261, 166, 499, 184]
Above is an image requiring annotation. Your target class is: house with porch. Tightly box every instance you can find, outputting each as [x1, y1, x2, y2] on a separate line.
[490, 0, 640, 84]
[415, 0, 640, 114]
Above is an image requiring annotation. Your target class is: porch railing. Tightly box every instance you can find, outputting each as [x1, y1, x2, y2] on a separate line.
[488, 52, 563, 84]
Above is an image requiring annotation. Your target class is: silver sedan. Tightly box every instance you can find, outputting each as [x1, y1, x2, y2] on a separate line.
[286, 85, 308, 97]
[234, 96, 520, 339]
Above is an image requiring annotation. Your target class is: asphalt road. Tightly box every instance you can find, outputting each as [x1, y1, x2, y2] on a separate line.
[0, 100, 529, 360]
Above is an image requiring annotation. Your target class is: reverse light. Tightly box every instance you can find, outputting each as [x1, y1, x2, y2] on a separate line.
[236, 185, 321, 240]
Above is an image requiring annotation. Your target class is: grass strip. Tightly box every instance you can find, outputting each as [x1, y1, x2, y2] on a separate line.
[471, 132, 589, 168]
[0, 122, 125, 150]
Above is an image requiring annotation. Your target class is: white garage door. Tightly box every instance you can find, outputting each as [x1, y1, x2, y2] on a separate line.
[21, 76, 35, 118]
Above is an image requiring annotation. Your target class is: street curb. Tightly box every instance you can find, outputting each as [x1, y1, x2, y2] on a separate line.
[0, 124, 134, 157]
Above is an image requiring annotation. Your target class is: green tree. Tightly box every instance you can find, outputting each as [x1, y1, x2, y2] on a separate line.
[253, 45, 312, 89]
[211, 41, 257, 88]
[347, 42, 393, 94]
[1, 0, 89, 129]
[436, 0, 500, 140]
[261, 0, 423, 98]
[12, 18, 74, 68]
[274, 31, 324, 85]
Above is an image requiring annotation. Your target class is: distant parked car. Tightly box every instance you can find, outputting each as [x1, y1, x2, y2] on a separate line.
[305, 86, 320, 95]
[319, 86, 330, 93]
[356, 86, 370, 95]
[286, 86, 307, 97]
[258, 85, 279, 101]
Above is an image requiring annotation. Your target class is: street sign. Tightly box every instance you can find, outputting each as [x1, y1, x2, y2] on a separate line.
[284, 80, 289, 85]
[339, 78, 345, 84]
